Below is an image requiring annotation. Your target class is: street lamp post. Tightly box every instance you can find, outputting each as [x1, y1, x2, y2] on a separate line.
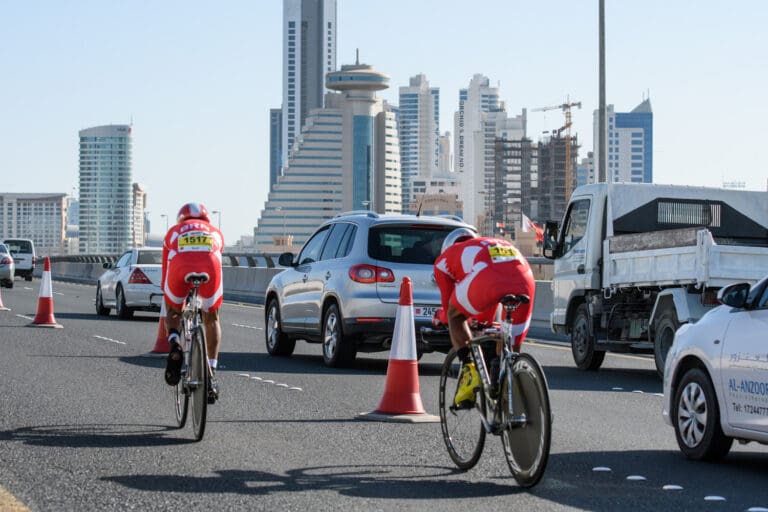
[212, 210, 221, 231]
[275, 207, 286, 250]
[160, 214, 168, 232]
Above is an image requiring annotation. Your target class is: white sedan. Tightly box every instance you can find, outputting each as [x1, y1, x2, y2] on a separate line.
[663, 275, 768, 460]
[96, 248, 163, 319]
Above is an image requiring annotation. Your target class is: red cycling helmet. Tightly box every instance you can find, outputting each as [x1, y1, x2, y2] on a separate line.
[177, 202, 210, 223]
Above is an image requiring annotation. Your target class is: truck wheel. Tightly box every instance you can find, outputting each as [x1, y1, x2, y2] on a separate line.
[654, 309, 680, 377]
[571, 303, 605, 371]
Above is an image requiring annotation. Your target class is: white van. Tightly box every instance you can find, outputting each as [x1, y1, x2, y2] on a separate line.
[2, 238, 35, 281]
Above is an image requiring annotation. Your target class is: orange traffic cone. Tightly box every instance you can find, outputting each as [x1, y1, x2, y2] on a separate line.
[28, 257, 62, 328]
[356, 277, 439, 423]
[0, 286, 9, 311]
[150, 300, 170, 354]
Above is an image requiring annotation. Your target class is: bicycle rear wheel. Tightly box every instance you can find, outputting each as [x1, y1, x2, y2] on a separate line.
[439, 348, 486, 470]
[189, 325, 209, 441]
[500, 352, 551, 487]
[173, 372, 189, 428]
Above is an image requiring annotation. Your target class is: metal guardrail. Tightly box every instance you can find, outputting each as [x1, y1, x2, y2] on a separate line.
[47, 252, 286, 269]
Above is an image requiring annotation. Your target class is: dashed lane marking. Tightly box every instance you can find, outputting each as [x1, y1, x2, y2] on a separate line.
[662, 485, 683, 491]
[238, 373, 302, 391]
[626, 475, 647, 481]
[704, 496, 726, 502]
[92, 335, 126, 345]
[15, 314, 33, 321]
[232, 323, 262, 330]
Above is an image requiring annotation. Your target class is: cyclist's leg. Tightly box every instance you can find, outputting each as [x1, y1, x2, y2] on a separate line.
[201, 308, 221, 362]
[163, 263, 187, 385]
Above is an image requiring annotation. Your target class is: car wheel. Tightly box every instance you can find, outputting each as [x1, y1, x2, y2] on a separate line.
[571, 303, 605, 371]
[95, 285, 110, 316]
[265, 298, 295, 356]
[673, 367, 733, 461]
[654, 308, 680, 378]
[115, 285, 133, 320]
[322, 303, 356, 367]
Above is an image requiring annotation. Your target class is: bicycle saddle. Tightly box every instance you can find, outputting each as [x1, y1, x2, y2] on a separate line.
[184, 272, 210, 284]
[500, 294, 530, 305]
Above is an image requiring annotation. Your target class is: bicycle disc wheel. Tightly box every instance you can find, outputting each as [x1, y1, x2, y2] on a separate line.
[189, 326, 209, 441]
[500, 353, 551, 487]
[439, 348, 486, 470]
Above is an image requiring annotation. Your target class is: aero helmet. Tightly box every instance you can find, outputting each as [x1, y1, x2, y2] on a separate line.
[177, 202, 210, 223]
[441, 227, 478, 253]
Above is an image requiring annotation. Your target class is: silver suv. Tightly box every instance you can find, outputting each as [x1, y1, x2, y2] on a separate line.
[264, 211, 476, 367]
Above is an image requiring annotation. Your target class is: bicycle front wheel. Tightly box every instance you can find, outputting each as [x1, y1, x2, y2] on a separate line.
[500, 352, 551, 488]
[173, 375, 189, 428]
[189, 326, 209, 441]
[439, 348, 486, 470]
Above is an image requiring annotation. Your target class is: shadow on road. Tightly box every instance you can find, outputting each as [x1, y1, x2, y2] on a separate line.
[0, 423, 191, 448]
[103, 451, 768, 509]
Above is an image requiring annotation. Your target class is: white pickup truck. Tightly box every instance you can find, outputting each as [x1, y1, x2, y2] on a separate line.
[542, 182, 768, 376]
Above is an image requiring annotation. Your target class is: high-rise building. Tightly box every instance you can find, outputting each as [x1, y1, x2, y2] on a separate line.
[492, 137, 537, 239]
[398, 74, 440, 212]
[78, 124, 133, 254]
[0, 193, 67, 255]
[453, 75, 501, 228]
[132, 183, 147, 247]
[593, 98, 653, 183]
[281, 0, 337, 166]
[254, 61, 400, 250]
[269, 108, 283, 191]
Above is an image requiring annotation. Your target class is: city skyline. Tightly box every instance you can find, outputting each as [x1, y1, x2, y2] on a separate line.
[2, 1, 766, 243]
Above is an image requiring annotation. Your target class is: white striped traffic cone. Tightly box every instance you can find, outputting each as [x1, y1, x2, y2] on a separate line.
[28, 256, 62, 328]
[356, 277, 439, 423]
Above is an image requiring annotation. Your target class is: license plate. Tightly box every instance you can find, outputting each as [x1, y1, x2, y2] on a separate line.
[413, 305, 438, 319]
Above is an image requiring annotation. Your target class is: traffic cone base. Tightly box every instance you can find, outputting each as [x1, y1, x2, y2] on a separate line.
[28, 257, 62, 328]
[356, 277, 439, 423]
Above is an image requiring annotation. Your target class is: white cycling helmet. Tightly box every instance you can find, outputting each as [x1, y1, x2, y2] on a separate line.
[441, 227, 478, 253]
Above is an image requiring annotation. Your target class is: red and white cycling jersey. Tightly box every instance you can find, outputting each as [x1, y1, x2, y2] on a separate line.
[434, 237, 535, 348]
[162, 219, 225, 312]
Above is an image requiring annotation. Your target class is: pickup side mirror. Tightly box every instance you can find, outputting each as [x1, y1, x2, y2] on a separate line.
[717, 282, 751, 308]
[542, 220, 561, 259]
[278, 252, 296, 267]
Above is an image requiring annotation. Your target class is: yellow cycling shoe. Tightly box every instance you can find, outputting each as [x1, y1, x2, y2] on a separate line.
[454, 362, 480, 408]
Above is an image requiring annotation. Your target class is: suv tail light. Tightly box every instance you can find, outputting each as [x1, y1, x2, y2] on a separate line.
[128, 267, 153, 284]
[349, 264, 395, 283]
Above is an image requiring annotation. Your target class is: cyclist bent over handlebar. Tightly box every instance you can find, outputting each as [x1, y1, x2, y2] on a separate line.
[433, 228, 535, 408]
[161, 202, 225, 402]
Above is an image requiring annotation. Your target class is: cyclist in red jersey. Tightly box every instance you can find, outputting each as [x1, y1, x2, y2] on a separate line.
[434, 228, 535, 407]
[162, 202, 225, 402]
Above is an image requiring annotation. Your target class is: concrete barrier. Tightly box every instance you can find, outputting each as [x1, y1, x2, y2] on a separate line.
[44, 261, 556, 329]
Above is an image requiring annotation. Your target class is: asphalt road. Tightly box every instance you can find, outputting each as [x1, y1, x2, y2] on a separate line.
[1, 279, 767, 511]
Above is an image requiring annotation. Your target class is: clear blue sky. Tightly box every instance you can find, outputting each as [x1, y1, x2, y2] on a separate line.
[2, 1, 766, 243]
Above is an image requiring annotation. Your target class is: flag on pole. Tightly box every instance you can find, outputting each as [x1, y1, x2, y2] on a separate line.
[521, 213, 544, 243]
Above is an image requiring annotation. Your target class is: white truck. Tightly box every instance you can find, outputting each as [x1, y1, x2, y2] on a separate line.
[542, 182, 768, 376]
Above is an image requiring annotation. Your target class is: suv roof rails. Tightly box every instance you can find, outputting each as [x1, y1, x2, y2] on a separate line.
[334, 210, 380, 219]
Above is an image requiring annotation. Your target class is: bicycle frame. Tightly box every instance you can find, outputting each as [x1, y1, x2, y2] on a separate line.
[467, 303, 527, 435]
[180, 283, 210, 387]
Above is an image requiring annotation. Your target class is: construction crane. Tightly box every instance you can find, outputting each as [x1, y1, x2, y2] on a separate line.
[532, 101, 582, 199]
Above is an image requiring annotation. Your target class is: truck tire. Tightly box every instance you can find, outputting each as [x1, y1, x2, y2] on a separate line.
[654, 308, 680, 378]
[571, 303, 605, 371]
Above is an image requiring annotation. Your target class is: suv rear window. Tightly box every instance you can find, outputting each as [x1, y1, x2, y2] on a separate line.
[368, 225, 454, 264]
[4, 240, 32, 253]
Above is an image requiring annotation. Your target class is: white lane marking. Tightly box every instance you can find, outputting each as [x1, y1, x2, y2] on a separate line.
[662, 484, 683, 491]
[247, 375, 302, 391]
[232, 323, 262, 330]
[704, 496, 726, 502]
[92, 335, 126, 345]
[276, 383, 289, 388]
[592, 467, 612, 472]
[288, 386, 302, 391]
[15, 314, 33, 320]
[262, 379, 275, 384]
[237, 373, 250, 377]
[748, 507, 768, 511]
[23, 287, 33, 290]
[632, 390, 644, 394]
[53, 292, 64, 296]
[250, 376, 263, 381]
[612, 387, 623, 391]
[652, 393, 664, 397]
[626, 475, 647, 481]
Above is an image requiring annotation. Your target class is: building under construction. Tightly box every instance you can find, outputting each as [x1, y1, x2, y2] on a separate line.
[491, 137, 537, 238]
[534, 134, 579, 223]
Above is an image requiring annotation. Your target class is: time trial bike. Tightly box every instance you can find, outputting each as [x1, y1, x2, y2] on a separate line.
[438, 294, 552, 487]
